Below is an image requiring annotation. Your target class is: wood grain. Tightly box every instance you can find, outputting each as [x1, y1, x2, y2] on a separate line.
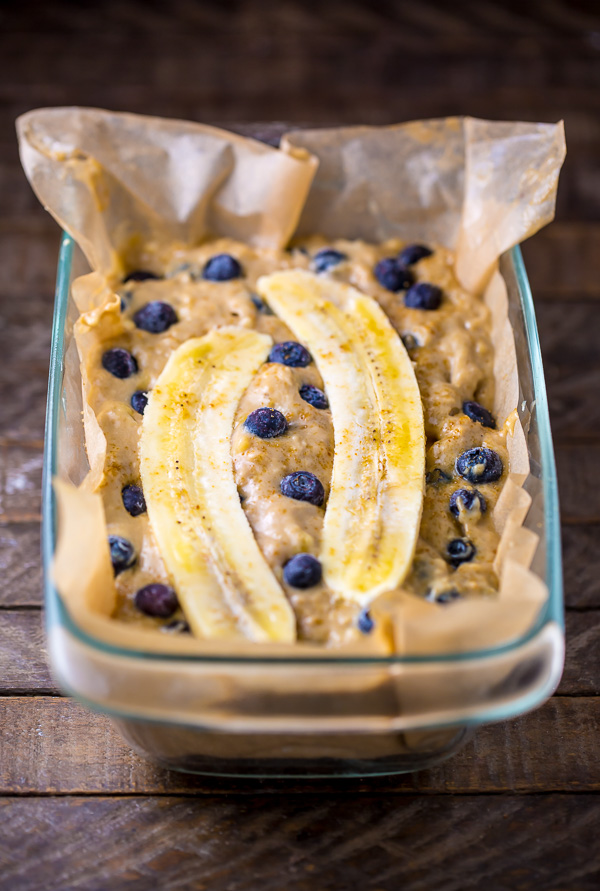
[0, 696, 598, 795]
[0, 794, 599, 891]
[563, 525, 600, 608]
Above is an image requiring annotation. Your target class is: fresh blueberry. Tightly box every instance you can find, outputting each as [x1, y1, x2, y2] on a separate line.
[202, 254, 243, 281]
[108, 535, 136, 575]
[446, 538, 476, 567]
[123, 270, 161, 283]
[161, 619, 191, 633]
[456, 447, 503, 483]
[299, 384, 329, 410]
[269, 341, 312, 368]
[404, 282, 442, 310]
[283, 553, 322, 588]
[131, 390, 149, 415]
[401, 333, 419, 351]
[133, 301, 178, 334]
[374, 258, 414, 292]
[426, 468, 451, 486]
[426, 588, 461, 605]
[280, 471, 325, 506]
[313, 248, 348, 273]
[357, 609, 375, 634]
[463, 400, 496, 429]
[244, 407, 288, 439]
[449, 488, 487, 518]
[120, 297, 127, 312]
[122, 484, 147, 516]
[102, 348, 138, 379]
[134, 583, 179, 618]
[250, 293, 273, 315]
[398, 244, 433, 266]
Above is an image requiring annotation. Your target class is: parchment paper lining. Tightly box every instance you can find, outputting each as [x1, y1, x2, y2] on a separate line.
[17, 108, 566, 656]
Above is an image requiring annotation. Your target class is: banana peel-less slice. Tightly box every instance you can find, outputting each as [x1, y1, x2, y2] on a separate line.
[257, 270, 425, 605]
[140, 327, 296, 643]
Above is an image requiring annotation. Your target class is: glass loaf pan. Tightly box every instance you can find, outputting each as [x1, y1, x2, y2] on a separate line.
[42, 232, 564, 778]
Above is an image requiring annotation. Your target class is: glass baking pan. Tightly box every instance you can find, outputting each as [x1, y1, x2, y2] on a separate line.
[41, 232, 564, 777]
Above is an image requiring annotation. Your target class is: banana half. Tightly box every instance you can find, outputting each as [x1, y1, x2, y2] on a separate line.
[140, 327, 296, 643]
[258, 270, 425, 606]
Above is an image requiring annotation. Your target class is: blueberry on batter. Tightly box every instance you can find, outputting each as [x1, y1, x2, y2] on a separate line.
[446, 538, 476, 567]
[250, 293, 273, 314]
[134, 583, 179, 618]
[398, 244, 433, 266]
[133, 301, 178, 333]
[299, 384, 328, 410]
[401, 333, 419, 351]
[456, 447, 503, 484]
[449, 488, 487, 518]
[283, 553, 322, 588]
[426, 588, 461, 605]
[463, 400, 496, 429]
[313, 248, 348, 272]
[108, 535, 136, 575]
[123, 270, 161, 283]
[357, 609, 375, 634]
[404, 282, 442, 310]
[102, 348, 138, 379]
[122, 484, 147, 516]
[280, 471, 325, 506]
[426, 468, 451, 486]
[244, 407, 288, 439]
[202, 254, 243, 281]
[268, 341, 312, 367]
[374, 258, 414, 292]
[130, 390, 149, 415]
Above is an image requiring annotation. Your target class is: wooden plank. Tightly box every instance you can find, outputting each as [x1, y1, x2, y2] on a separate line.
[0, 523, 42, 606]
[556, 444, 600, 523]
[563, 525, 600, 609]
[559, 611, 600, 696]
[0, 794, 599, 891]
[0, 441, 43, 522]
[0, 696, 598, 795]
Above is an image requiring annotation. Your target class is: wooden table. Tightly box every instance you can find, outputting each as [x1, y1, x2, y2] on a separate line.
[1, 2, 599, 888]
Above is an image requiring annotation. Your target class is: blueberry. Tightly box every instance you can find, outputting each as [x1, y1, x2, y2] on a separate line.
[202, 254, 243, 281]
[123, 270, 161, 283]
[108, 535, 136, 575]
[357, 609, 375, 634]
[374, 258, 414, 292]
[463, 400, 496, 429]
[280, 471, 325, 506]
[283, 553, 322, 588]
[134, 583, 179, 618]
[426, 468, 451, 486]
[446, 538, 476, 567]
[122, 484, 147, 516]
[102, 348, 138, 379]
[161, 619, 190, 633]
[449, 488, 487, 518]
[250, 293, 273, 315]
[426, 588, 461, 605]
[133, 301, 178, 334]
[456, 447, 503, 483]
[131, 390, 149, 415]
[299, 384, 329, 410]
[401, 333, 419, 351]
[269, 341, 312, 368]
[398, 244, 433, 266]
[404, 282, 442, 310]
[244, 407, 288, 439]
[313, 248, 348, 273]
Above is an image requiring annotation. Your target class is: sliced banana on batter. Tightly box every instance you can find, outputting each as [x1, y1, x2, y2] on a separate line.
[258, 270, 425, 606]
[140, 327, 296, 643]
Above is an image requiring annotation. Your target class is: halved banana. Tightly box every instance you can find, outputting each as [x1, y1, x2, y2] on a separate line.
[140, 327, 296, 643]
[257, 270, 425, 605]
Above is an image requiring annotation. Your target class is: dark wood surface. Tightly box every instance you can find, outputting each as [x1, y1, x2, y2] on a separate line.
[1, 2, 599, 889]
